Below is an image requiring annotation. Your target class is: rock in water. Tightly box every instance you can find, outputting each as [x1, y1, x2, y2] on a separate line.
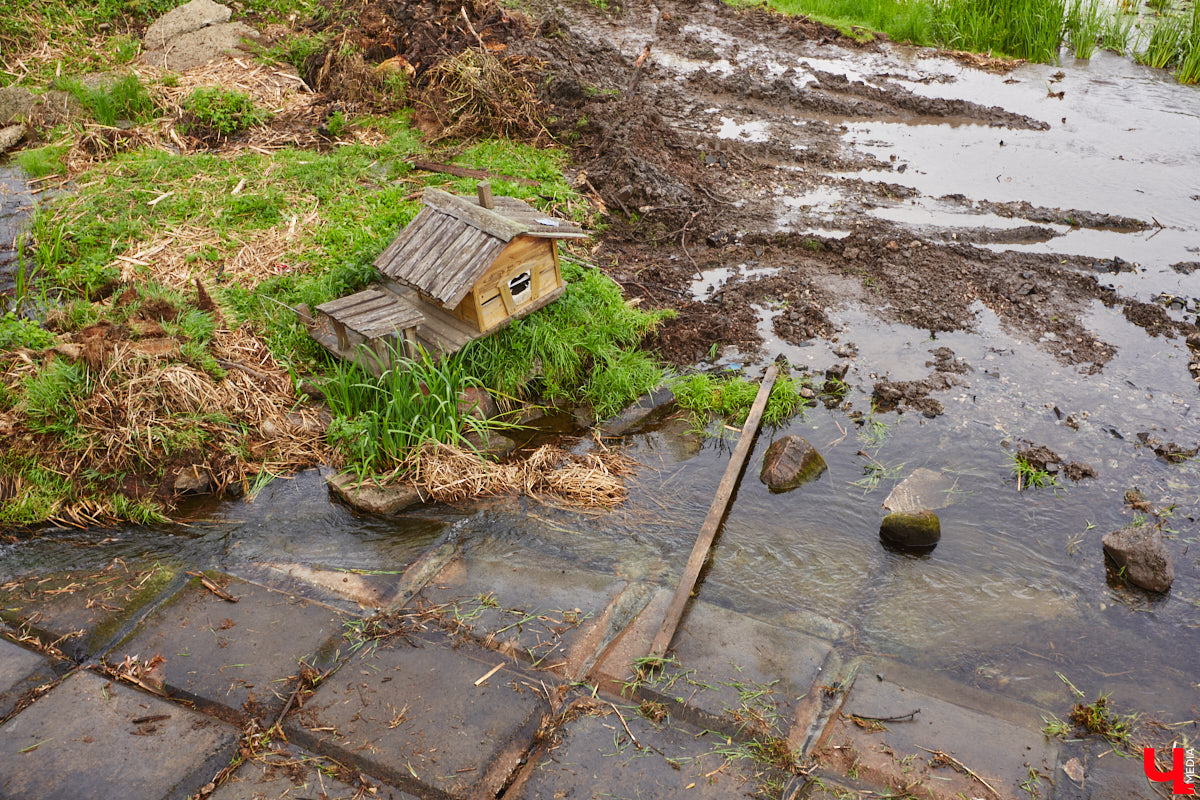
[759, 435, 826, 491]
[326, 472, 422, 515]
[880, 510, 941, 548]
[883, 467, 954, 513]
[1102, 526, 1174, 592]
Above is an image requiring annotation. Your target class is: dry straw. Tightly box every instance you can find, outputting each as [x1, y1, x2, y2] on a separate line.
[404, 441, 634, 508]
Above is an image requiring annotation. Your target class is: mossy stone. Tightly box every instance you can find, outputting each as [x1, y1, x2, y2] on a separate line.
[880, 510, 941, 549]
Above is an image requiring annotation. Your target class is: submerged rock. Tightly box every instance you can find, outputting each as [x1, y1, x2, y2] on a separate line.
[1102, 525, 1174, 592]
[880, 510, 941, 549]
[326, 472, 422, 515]
[760, 435, 826, 491]
[883, 467, 954, 513]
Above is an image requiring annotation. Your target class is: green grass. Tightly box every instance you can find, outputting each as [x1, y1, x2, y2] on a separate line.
[20, 358, 89, 437]
[0, 312, 55, 350]
[742, 0, 1200, 74]
[51, 73, 159, 126]
[671, 371, 808, 434]
[322, 349, 495, 477]
[182, 88, 271, 138]
[1009, 451, 1056, 490]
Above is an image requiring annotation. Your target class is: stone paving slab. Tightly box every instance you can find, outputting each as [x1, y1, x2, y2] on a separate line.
[508, 709, 775, 799]
[232, 562, 401, 612]
[624, 599, 838, 739]
[111, 573, 344, 722]
[209, 743, 418, 800]
[0, 561, 180, 661]
[0, 638, 57, 720]
[287, 637, 548, 799]
[0, 670, 239, 800]
[818, 675, 1059, 800]
[417, 552, 627, 677]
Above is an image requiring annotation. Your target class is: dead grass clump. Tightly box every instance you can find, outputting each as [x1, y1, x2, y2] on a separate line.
[306, 48, 407, 112]
[416, 46, 546, 142]
[2, 323, 330, 526]
[109, 206, 319, 291]
[405, 442, 632, 508]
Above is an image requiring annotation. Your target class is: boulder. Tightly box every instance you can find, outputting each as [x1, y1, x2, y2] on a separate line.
[880, 510, 941, 549]
[141, 22, 256, 72]
[759, 435, 826, 492]
[326, 472, 422, 515]
[173, 465, 211, 494]
[0, 87, 37, 126]
[143, 0, 231, 50]
[458, 386, 498, 420]
[0, 124, 24, 153]
[1102, 525, 1174, 592]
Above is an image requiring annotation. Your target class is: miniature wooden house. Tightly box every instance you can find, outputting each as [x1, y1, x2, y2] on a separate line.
[311, 185, 586, 373]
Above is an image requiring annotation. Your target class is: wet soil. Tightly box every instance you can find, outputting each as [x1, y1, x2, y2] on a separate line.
[508, 0, 1200, 370]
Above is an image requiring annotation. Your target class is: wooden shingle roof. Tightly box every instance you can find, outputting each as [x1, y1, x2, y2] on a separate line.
[374, 189, 587, 309]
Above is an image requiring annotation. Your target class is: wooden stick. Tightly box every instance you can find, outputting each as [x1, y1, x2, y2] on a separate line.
[408, 159, 538, 187]
[648, 364, 779, 659]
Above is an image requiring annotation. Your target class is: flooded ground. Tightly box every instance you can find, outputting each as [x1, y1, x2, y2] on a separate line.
[3, 0, 1199, 766]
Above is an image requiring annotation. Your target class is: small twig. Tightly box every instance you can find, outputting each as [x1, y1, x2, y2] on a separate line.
[916, 746, 1002, 798]
[474, 662, 505, 686]
[850, 708, 921, 723]
[187, 572, 238, 603]
[607, 702, 665, 756]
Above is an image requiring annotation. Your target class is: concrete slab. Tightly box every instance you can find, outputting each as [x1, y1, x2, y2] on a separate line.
[0, 638, 57, 720]
[0, 561, 180, 661]
[0, 670, 239, 800]
[509, 710, 775, 799]
[819, 676, 1058, 800]
[111, 574, 344, 722]
[416, 552, 626, 677]
[287, 638, 548, 799]
[208, 743, 417, 800]
[232, 561, 401, 612]
[609, 599, 839, 742]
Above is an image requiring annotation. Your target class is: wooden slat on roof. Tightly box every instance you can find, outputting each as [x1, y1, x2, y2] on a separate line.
[375, 189, 586, 308]
[316, 288, 423, 339]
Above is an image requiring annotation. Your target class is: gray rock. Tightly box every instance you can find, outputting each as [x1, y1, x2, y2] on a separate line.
[760, 435, 826, 491]
[883, 467, 954, 513]
[143, 0, 231, 51]
[0, 124, 24, 153]
[141, 21, 256, 71]
[1103, 525, 1174, 592]
[880, 509, 941, 548]
[0, 87, 36, 126]
[598, 384, 676, 436]
[174, 464, 212, 494]
[326, 471, 422, 515]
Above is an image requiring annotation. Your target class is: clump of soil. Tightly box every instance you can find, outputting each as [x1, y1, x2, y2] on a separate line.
[1015, 443, 1096, 482]
[871, 347, 972, 418]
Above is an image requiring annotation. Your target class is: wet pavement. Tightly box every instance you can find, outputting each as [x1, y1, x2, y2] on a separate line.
[0, 509, 1172, 798]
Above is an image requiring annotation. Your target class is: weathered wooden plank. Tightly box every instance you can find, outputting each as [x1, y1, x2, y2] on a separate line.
[423, 189, 528, 242]
[647, 365, 780, 661]
[333, 296, 394, 320]
[427, 229, 501, 307]
[316, 288, 387, 315]
[344, 304, 417, 335]
[394, 214, 463, 284]
[400, 223, 479, 294]
[373, 208, 432, 272]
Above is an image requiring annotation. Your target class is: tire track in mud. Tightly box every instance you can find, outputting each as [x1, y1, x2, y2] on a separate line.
[520, 0, 1196, 369]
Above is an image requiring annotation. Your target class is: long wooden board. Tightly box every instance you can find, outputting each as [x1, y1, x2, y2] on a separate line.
[647, 364, 780, 660]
